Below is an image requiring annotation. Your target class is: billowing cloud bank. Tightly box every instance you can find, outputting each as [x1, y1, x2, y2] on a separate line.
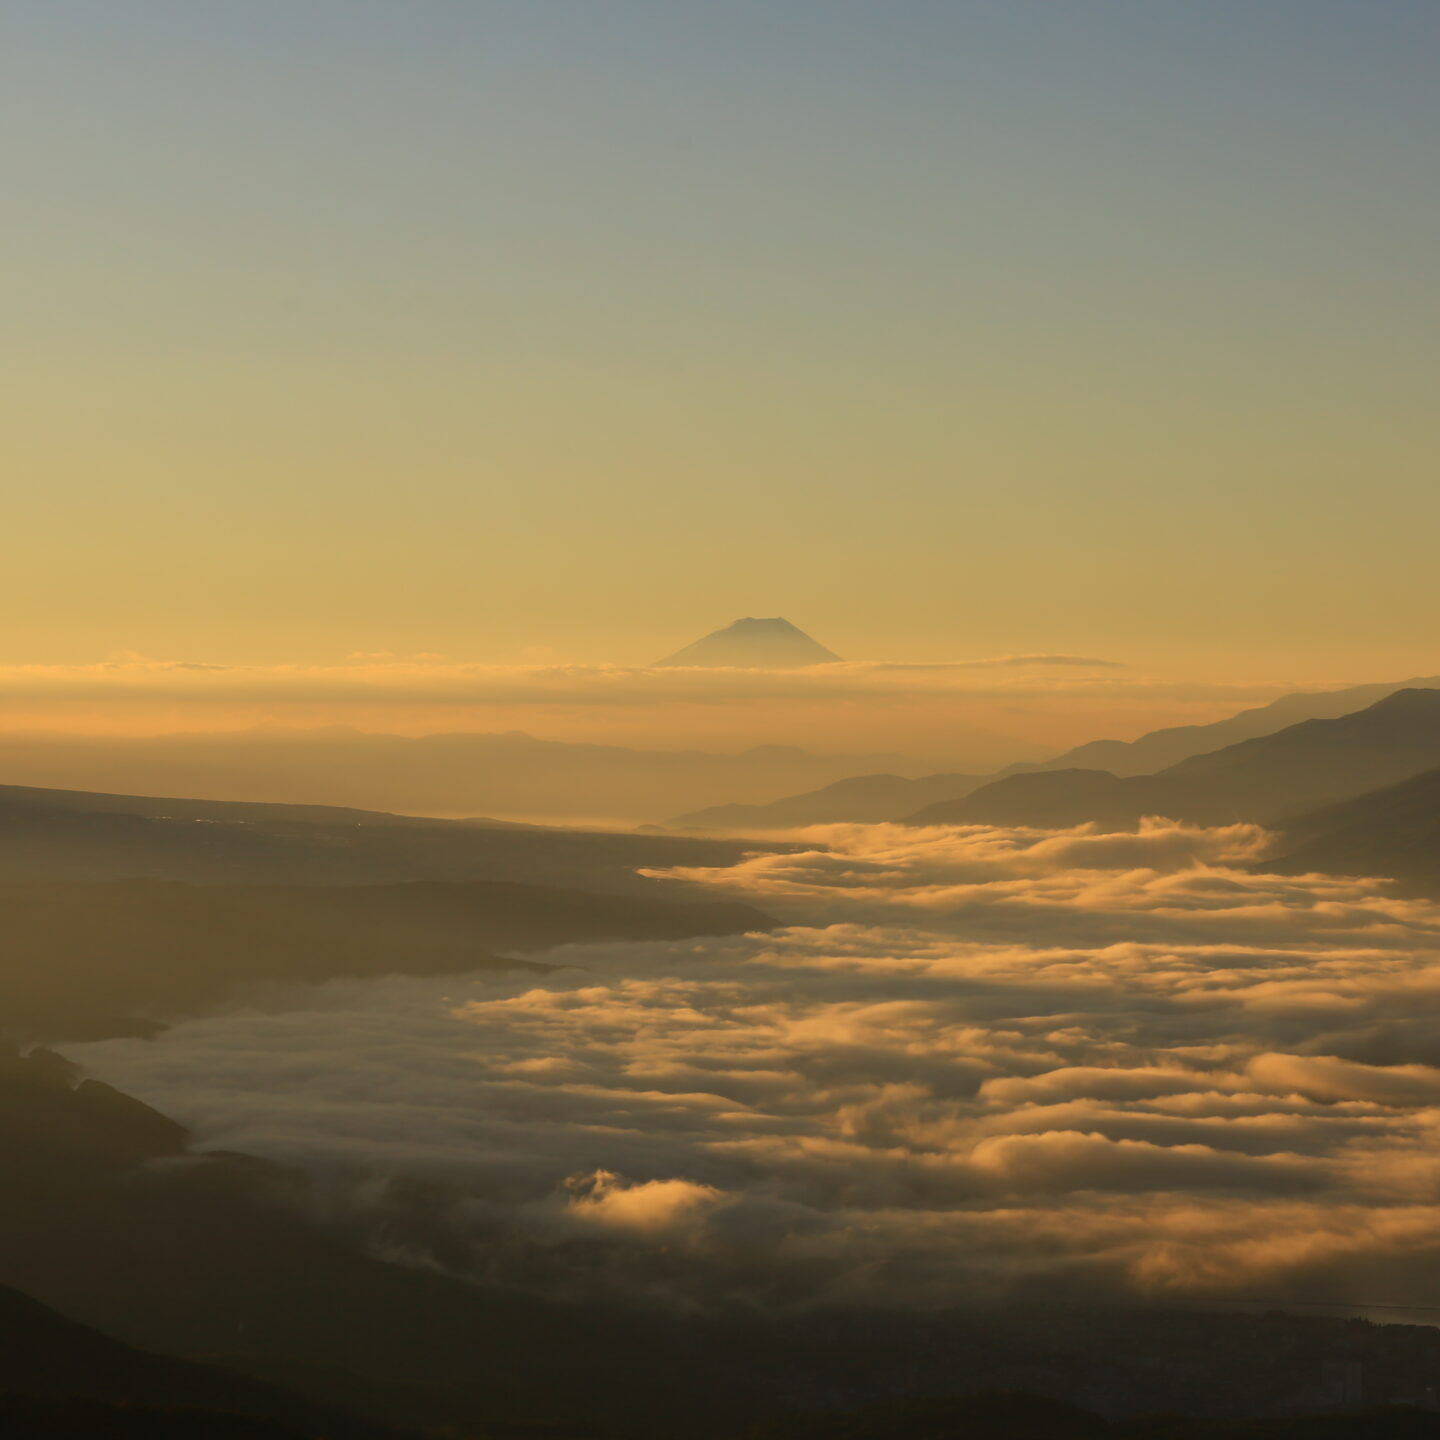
[68, 822, 1440, 1313]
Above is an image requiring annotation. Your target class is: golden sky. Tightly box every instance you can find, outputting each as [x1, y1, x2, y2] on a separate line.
[5, 1, 1438, 741]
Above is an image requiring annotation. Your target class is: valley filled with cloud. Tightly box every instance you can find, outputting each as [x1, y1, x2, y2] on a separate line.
[67, 820, 1440, 1318]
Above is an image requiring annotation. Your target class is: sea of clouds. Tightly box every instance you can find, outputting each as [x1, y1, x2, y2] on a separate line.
[66, 821, 1440, 1314]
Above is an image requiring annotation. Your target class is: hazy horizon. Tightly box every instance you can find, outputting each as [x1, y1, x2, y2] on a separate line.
[0, 632, 1432, 772]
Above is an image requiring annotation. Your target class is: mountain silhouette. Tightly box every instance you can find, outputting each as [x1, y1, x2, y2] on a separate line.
[669, 772, 986, 830]
[653, 617, 842, 668]
[1266, 765, 1440, 893]
[668, 675, 1440, 829]
[1022, 675, 1440, 777]
[906, 768, 1196, 830]
[906, 689, 1440, 830]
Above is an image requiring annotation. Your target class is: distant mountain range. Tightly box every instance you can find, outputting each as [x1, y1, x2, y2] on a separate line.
[671, 771, 987, 830]
[653, 616, 842, 668]
[906, 689, 1440, 830]
[670, 676, 1440, 831]
[1023, 673, 1440, 776]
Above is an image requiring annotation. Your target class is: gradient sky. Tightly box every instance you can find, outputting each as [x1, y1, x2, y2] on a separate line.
[5, 1, 1438, 678]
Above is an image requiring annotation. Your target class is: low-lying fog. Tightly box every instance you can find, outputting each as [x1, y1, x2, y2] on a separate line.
[67, 822, 1440, 1315]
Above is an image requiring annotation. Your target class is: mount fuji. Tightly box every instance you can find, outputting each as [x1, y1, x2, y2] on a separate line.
[653, 617, 842, 668]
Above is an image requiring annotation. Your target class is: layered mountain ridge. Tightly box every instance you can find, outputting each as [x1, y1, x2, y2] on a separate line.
[670, 677, 1440, 832]
[906, 688, 1440, 830]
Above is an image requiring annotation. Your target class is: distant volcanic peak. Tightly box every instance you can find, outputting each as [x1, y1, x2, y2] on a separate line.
[653, 617, 843, 669]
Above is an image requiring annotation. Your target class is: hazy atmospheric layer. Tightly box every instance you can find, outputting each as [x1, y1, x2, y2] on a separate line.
[0, 654, 1333, 768]
[67, 822, 1440, 1314]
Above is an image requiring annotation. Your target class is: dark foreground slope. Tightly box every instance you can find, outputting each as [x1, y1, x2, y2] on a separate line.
[0, 1284, 398, 1440]
[0, 1044, 754, 1438]
[741, 1392, 1440, 1439]
[908, 691, 1440, 832]
[0, 876, 770, 1041]
[9, 1047, 1440, 1439]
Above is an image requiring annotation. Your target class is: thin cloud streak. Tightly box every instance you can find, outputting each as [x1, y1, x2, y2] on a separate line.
[0, 654, 1138, 708]
[0, 656, 1323, 767]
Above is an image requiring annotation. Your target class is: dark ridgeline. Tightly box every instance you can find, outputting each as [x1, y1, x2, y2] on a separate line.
[0, 730, 909, 826]
[0, 779, 789, 892]
[669, 771, 987, 831]
[1024, 674, 1440, 778]
[669, 678, 1440, 832]
[904, 689, 1440, 832]
[909, 765, 1181, 829]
